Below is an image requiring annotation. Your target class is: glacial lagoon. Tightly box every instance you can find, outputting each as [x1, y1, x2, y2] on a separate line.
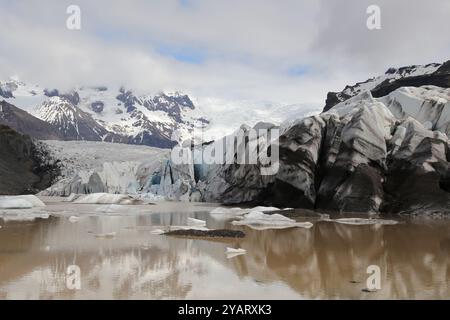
[1, 198, 450, 299]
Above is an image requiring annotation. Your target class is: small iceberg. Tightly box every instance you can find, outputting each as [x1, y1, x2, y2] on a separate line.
[0, 195, 46, 209]
[73, 193, 142, 205]
[210, 207, 248, 217]
[187, 217, 207, 227]
[231, 211, 313, 230]
[150, 229, 165, 235]
[210, 206, 287, 219]
[68, 216, 80, 223]
[0, 212, 50, 221]
[330, 218, 399, 225]
[169, 225, 210, 232]
[226, 247, 247, 258]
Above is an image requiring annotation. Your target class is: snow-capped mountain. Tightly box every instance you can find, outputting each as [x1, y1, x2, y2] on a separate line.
[36, 96, 123, 142]
[323, 62, 447, 112]
[0, 77, 322, 146]
[0, 79, 209, 148]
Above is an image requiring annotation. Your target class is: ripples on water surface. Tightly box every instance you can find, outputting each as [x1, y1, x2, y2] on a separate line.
[0, 199, 450, 299]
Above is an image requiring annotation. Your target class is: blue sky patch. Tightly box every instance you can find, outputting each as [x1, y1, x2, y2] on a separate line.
[288, 65, 310, 76]
[156, 44, 206, 64]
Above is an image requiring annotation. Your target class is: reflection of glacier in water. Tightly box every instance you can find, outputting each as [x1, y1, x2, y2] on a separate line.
[1, 200, 450, 299]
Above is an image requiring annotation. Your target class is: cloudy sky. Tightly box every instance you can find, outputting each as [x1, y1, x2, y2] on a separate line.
[0, 0, 449, 106]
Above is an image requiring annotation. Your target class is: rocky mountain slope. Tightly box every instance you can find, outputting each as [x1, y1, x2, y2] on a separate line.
[0, 100, 63, 140]
[0, 125, 60, 194]
[323, 61, 450, 112]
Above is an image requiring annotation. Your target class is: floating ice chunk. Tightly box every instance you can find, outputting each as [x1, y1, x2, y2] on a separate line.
[169, 225, 211, 231]
[251, 206, 282, 212]
[210, 206, 286, 219]
[0, 212, 50, 221]
[0, 195, 45, 209]
[330, 218, 399, 225]
[226, 247, 247, 258]
[210, 207, 246, 216]
[231, 211, 313, 230]
[74, 193, 141, 205]
[0, 198, 33, 209]
[187, 217, 207, 227]
[150, 229, 165, 235]
[94, 232, 116, 238]
[226, 247, 246, 254]
[68, 216, 80, 223]
[246, 210, 293, 221]
[17, 195, 46, 207]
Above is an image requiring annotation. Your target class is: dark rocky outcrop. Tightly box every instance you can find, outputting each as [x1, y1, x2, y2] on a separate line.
[0, 124, 60, 194]
[90, 101, 104, 113]
[371, 62, 450, 99]
[323, 61, 449, 112]
[164, 229, 245, 239]
[116, 88, 137, 113]
[43, 88, 59, 97]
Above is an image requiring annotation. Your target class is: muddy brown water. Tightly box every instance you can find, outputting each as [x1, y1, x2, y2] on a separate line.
[0, 199, 449, 299]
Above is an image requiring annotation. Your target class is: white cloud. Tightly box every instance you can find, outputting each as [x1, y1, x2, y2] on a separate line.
[0, 0, 449, 106]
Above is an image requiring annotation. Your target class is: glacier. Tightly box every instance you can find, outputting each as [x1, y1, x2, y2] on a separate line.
[37, 83, 450, 215]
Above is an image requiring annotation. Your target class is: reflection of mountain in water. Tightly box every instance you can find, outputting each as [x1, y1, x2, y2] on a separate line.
[230, 221, 450, 299]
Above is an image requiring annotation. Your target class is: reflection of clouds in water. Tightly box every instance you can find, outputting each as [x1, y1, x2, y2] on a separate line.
[77, 250, 194, 299]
